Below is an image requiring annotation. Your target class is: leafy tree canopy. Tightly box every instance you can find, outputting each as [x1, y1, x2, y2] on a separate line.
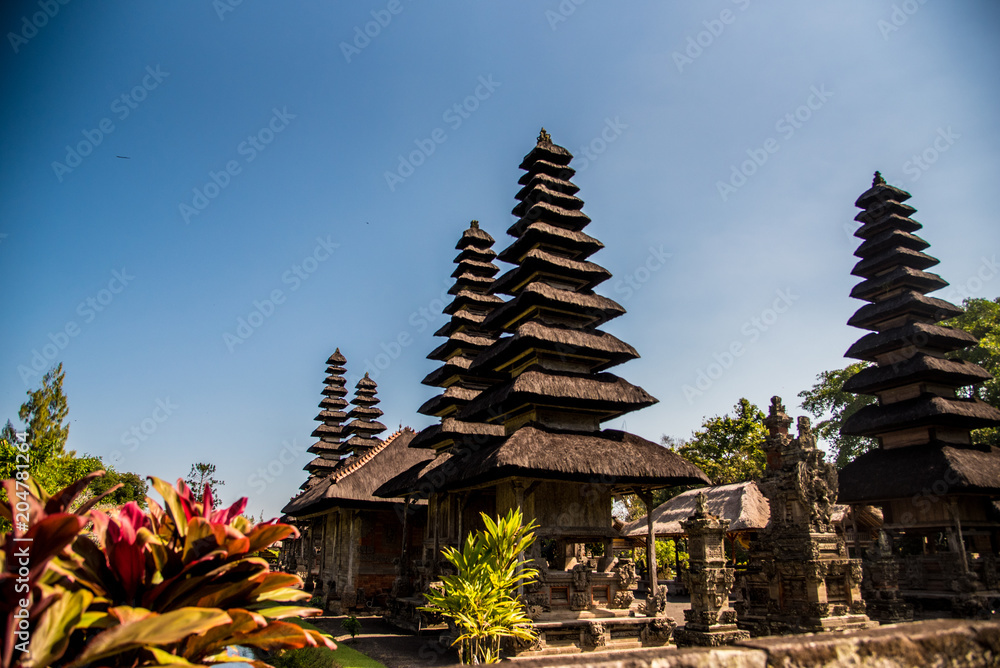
[17, 362, 69, 466]
[665, 398, 768, 486]
[798, 362, 877, 467]
[186, 461, 224, 503]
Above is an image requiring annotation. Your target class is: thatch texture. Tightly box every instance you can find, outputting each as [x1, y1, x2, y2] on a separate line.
[842, 355, 992, 394]
[406, 425, 709, 491]
[846, 322, 977, 361]
[481, 283, 625, 333]
[621, 482, 770, 538]
[374, 452, 454, 499]
[839, 442, 1000, 503]
[498, 222, 602, 264]
[470, 321, 638, 374]
[491, 248, 610, 296]
[842, 395, 1000, 436]
[282, 427, 434, 516]
[847, 291, 962, 330]
[459, 369, 657, 422]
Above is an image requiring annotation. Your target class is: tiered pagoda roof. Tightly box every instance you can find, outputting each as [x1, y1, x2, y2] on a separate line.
[411, 220, 505, 451]
[838, 173, 1000, 503]
[392, 130, 708, 494]
[301, 348, 349, 489]
[341, 373, 386, 455]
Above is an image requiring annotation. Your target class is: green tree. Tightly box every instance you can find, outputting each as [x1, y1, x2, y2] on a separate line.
[944, 297, 1000, 446]
[17, 363, 69, 466]
[421, 509, 538, 664]
[186, 461, 224, 502]
[798, 362, 877, 467]
[666, 398, 767, 486]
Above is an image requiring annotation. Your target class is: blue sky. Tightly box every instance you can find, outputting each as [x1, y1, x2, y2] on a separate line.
[2, 1, 998, 518]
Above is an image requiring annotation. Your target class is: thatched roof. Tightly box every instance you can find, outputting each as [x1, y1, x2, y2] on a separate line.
[404, 425, 710, 492]
[470, 322, 638, 374]
[507, 201, 591, 237]
[842, 395, 1000, 436]
[326, 349, 346, 365]
[456, 220, 494, 249]
[517, 159, 575, 184]
[847, 291, 962, 330]
[621, 482, 770, 538]
[842, 354, 992, 395]
[459, 369, 657, 423]
[845, 322, 978, 361]
[498, 222, 602, 265]
[839, 442, 1000, 503]
[491, 249, 611, 296]
[514, 172, 580, 198]
[622, 482, 885, 538]
[482, 283, 624, 334]
[374, 451, 454, 499]
[282, 427, 434, 516]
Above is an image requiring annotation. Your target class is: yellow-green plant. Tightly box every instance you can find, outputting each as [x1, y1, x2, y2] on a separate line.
[0, 471, 333, 668]
[420, 509, 538, 664]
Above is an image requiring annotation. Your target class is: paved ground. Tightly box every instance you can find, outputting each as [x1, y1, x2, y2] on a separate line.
[311, 615, 455, 667]
[311, 594, 693, 667]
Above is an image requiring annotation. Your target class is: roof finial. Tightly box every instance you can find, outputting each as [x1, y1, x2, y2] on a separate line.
[537, 127, 552, 145]
[872, 171, 886, 187]
[470, 220, 479, 229]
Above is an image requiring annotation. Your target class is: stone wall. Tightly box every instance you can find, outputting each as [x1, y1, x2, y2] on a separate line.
[503, 619, 999, 667]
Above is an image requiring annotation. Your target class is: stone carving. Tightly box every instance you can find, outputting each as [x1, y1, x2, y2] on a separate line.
[640, 618, 676, 645]
[584, 622, 607, 649]
[675, 492, 750, 647]
[737, 397, 873, 636]
[861, 531, 912, 623]
[611, 590, 634, 609]
[612, 557, 638, 590]
[571, 563, 591, 591]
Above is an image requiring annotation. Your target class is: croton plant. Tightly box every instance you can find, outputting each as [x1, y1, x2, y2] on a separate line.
[0, 471, 332, 667]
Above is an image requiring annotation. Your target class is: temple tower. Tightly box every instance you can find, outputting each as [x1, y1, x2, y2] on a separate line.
[738, 397, 873, 635]
[838, 173, 1000, 617]
[302, 348, 350, 488]
[411, 220, 504, 453]
[342, 373, 387, 456]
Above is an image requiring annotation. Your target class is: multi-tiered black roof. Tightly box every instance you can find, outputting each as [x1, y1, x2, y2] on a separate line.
[301, 348, 349, 488]
[336, 373, 386, 457]
[411, 221, 505, 451]
[395, 130, 708, 491]
[838, 173, 1000, 503]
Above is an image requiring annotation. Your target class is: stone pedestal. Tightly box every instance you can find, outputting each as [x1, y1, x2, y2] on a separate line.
[675, 492, 750, 647]
[861, 531, 913, 623]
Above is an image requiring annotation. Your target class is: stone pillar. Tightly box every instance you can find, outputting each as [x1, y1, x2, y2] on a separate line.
[675, 492, 749, 647]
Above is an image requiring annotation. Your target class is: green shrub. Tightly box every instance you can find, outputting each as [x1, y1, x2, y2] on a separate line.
[420, 508, 538, 664]
[341, 614, 363, 638]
